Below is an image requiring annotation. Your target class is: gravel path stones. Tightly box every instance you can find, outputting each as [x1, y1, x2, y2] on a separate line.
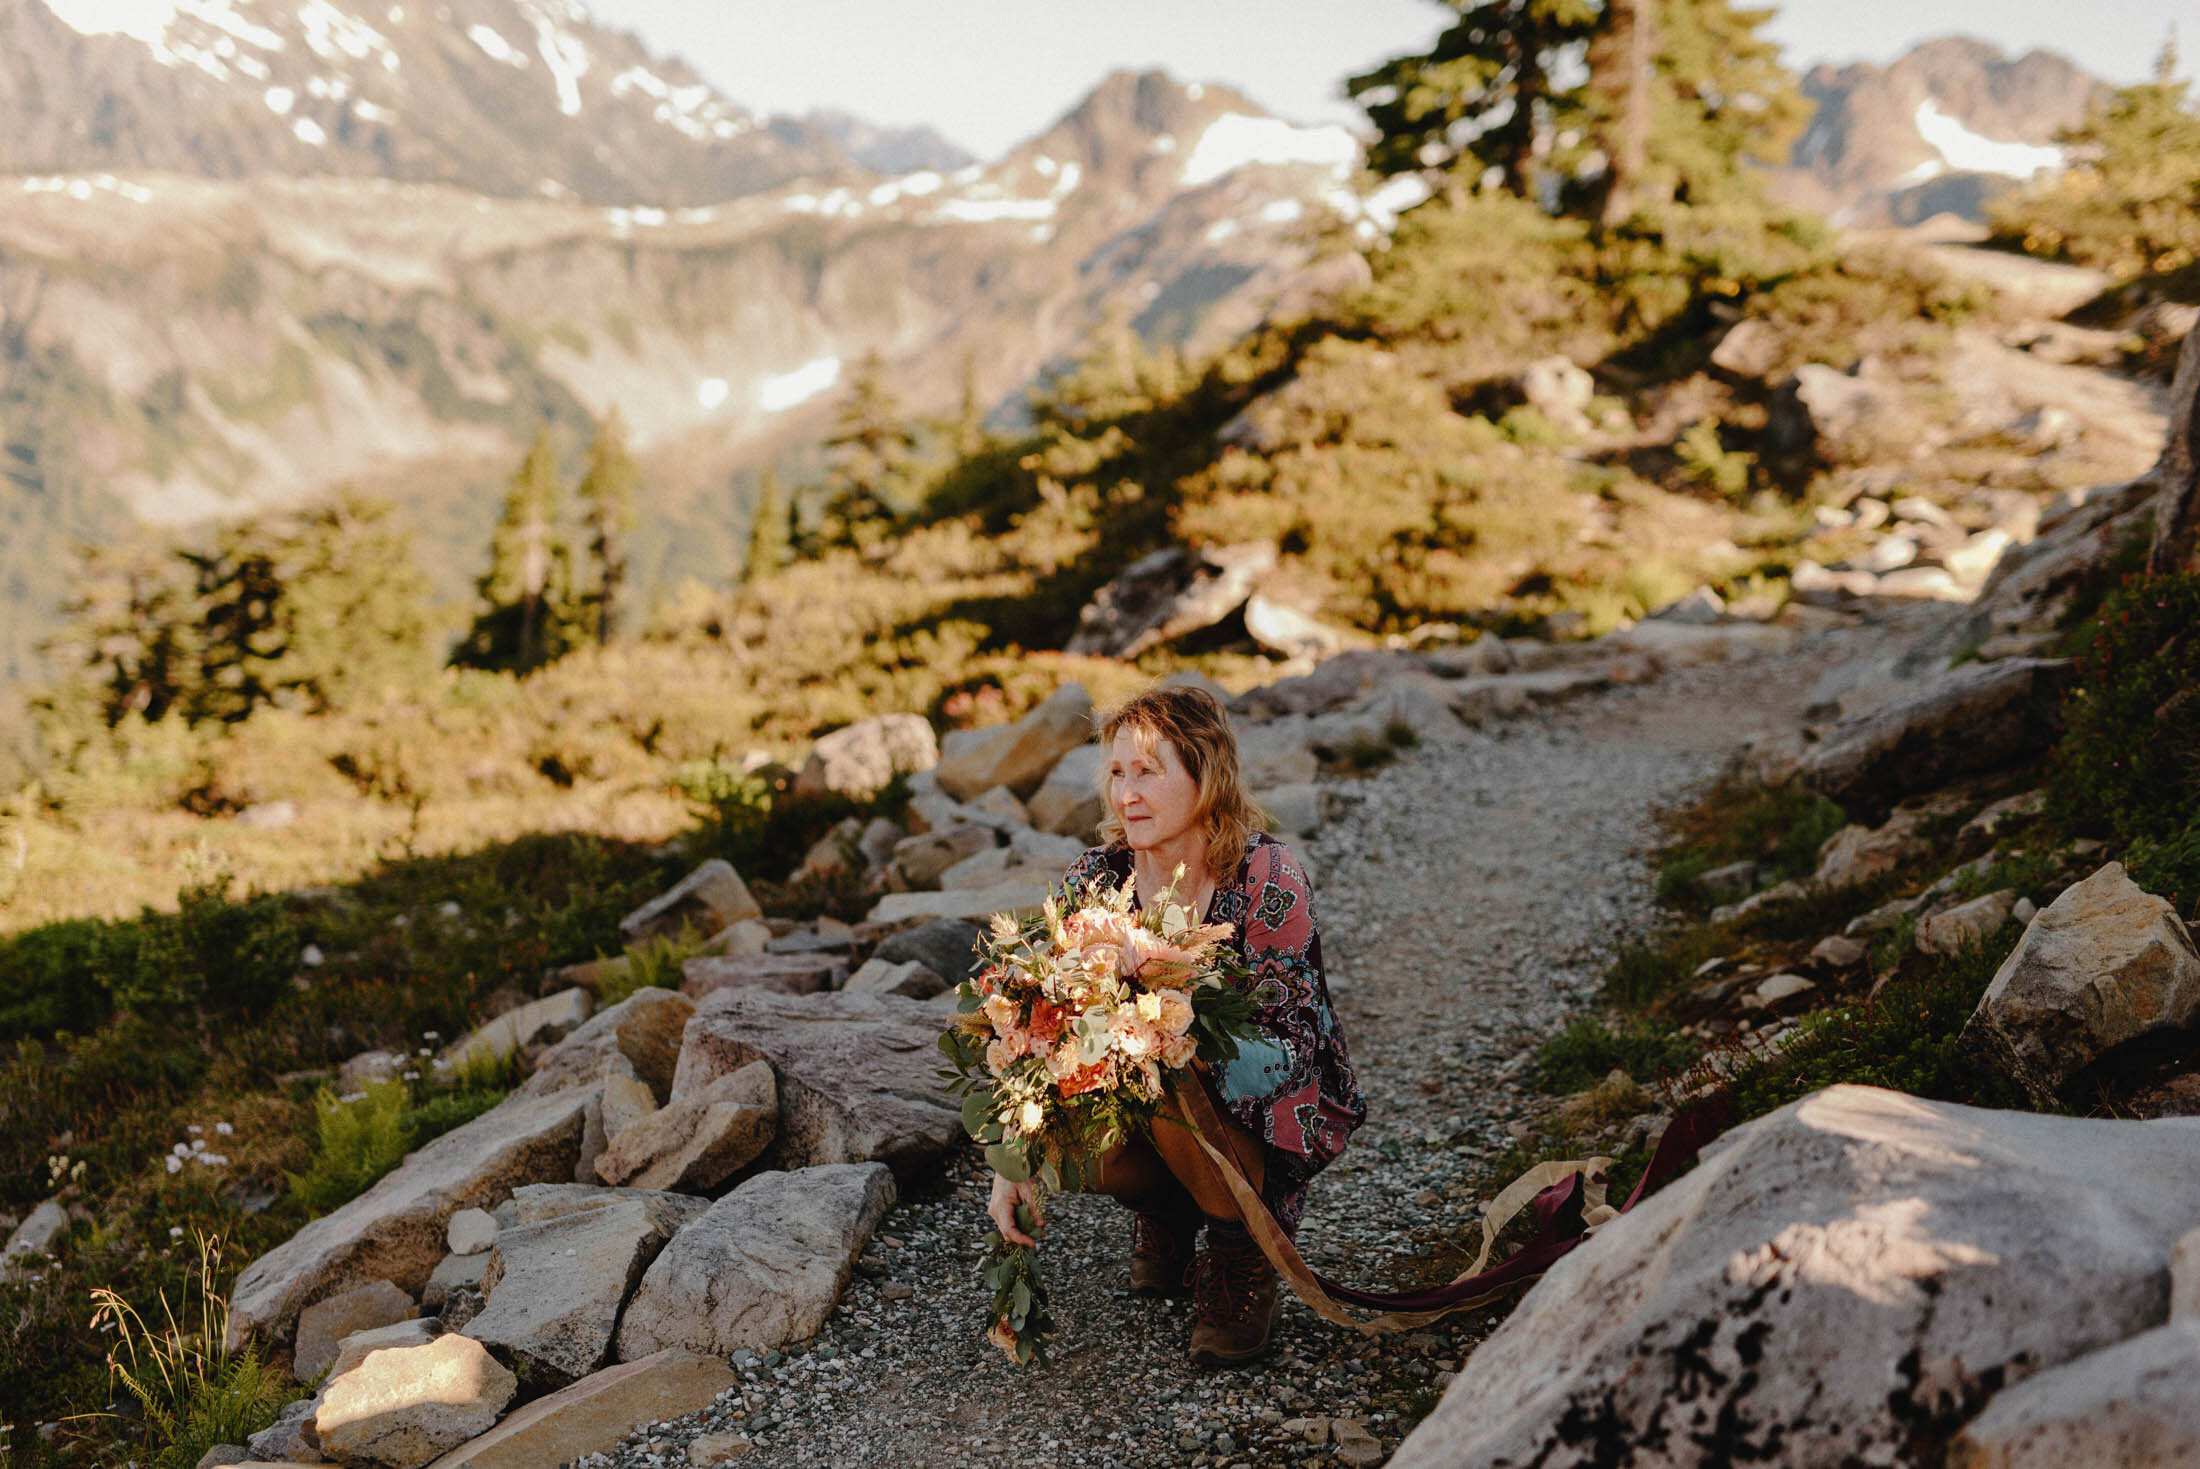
[589, 617, 1908, 1469]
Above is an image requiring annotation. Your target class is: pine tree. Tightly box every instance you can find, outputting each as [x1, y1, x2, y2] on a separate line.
[745, 466, 794, 581]
[274, 493, 441, 708]
[821, 351, 917, 545]
[462, 428, 579, 672]
[955, 350, 989, 459]
[576, 409, 639, 645]
[1350, 0, 1807, 218]
[1990, 41, 2200, 281]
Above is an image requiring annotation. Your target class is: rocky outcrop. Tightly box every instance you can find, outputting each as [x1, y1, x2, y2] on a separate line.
[864, 881, 1053, 928]
[1960, 863, 2200, 1104]
[1393, 1086, 2200, 1468]
[844, 958, 949, 999]
[618, 861, 763, 948]
[1064, 543, 1276, 659]
[422, 1351, 738, 1469]
[439, 989, 591, 1070]
[934, 684, 1095, 800]
[670, 988, 964, 1177]
[1799, 659, 2074, 820]
[889, 824, 997, 889]
[518, 989, 694, 1104]
[227, 1087, 593, 1352]
[1025, 745, 1106, 837]
[870, 918, 983, 988]
[593, 1060, 778, 1192]
[316, 1334, 516, 1469]
[613, 1164, 896, 1361]
[791, 714, 940, 800]
[461, 1195, 703, 1388]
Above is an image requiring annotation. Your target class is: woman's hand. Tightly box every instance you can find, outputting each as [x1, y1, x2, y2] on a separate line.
[987, 1171, 1043, 1247]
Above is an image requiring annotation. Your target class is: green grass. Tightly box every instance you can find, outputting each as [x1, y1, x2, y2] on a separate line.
[1654, 782, 1847, 911]
[1605, 925, 1729, 1009]
[1534, 1016, 1700, 1094]
[1727, 928, 2032, 1120]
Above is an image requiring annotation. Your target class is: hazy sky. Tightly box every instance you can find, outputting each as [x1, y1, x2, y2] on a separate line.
[590, 1, 2192, 161]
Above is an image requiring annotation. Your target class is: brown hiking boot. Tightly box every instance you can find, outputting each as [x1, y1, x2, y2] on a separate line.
[1128, 1194, 1200, 1298]
[1189, 1219, 1277, 1365]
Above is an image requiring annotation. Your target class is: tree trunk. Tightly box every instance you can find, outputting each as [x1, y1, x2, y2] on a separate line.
[2150, 321, 2200, 576]
[1501, 39, 1546, 198]
[1598, 0, 1655, 227]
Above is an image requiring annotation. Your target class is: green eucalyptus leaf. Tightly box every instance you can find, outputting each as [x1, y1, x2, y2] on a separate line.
[985, 1142, 1031, 1183]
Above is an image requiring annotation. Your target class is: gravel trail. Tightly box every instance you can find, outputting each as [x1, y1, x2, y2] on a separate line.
[596, 619, 1901, 1469]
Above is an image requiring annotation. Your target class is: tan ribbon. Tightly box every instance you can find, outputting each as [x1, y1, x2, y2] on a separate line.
[1170, 1078, 1614, 1333]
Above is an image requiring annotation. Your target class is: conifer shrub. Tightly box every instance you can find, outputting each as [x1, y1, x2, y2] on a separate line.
[2047, 573, 2200, 846]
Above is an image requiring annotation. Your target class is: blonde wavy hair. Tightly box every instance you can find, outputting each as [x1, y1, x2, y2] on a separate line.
[1094, 685, 1268, 878]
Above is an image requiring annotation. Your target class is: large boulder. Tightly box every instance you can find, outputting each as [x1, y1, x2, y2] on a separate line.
[1960, 863, 2200, 1104]
[679, 953, 845, 1000]
[593, 1060, 778, 1191]
[518, 988, 693, 1104]
[1064, 542, 1276, 659]
[890, 823, 997, 889]
[618, 860, 762, 948]
[1236, 650, 1423, 720]
[316, 1334, 516, 1469]
[227, 1087, 593, 1352]
[934, 684, 1094, 800]
[461, 1195, 703, 1387]
[1798, 659, 2074, 821]
[670, 988, 963, 1178]
[791, 713, 938, 800]
[294, 1279, 416, 1384]
[612, 1164, 896, 1362]
[1947, 1321, 2200, 1468]
[421, 1351, 737, 1469]
[1392, 1085, 2200, 1469]
[1025, 744, 1106, 838]
[871, 918, 984, 988]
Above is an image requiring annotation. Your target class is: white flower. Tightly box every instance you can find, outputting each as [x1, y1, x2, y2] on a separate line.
[214, 1122, 233, 1136]
[1017, 1100, 1045, 1133]
[187, 1124, 202, 1134]
[168, 1226, 184, 1239]
[401, 1070, 420, 1081]
[165, 1156, 182, 1174]
[418, 1047, 433, 1058]
[422, 1030, 440, 1041]
[171, 1142, 190, 1157]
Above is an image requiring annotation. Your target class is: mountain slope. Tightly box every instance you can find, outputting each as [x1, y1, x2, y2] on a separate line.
[0, 0, 850, 203]
[0, 69, 1385, 685]
[1770, 37, 2105, 225]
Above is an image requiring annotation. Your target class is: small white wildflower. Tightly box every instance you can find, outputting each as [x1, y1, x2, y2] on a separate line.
[339, 1091, 365, 1104]
[171, 1142, 190, 1157]
[168, 1226, 184, 1239]
[401, 1070, 421, 1081]
[422, 1030, 440, 1041]
[418, 1047, 433, 1058]
[165, 1156, 182, 1174]
[187, 1124, 202, 1134]
[200, 1153, 229, 1167]
[214, 1122, 233, 1136]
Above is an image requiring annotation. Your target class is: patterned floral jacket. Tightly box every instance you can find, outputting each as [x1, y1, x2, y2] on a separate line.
[1058, 833, 1364, 1176]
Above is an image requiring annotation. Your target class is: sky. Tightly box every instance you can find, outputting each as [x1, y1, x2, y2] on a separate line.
[589, 0, 2192, 162]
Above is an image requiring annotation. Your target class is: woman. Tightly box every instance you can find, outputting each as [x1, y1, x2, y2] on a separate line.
[985, 684, 1363, 1365]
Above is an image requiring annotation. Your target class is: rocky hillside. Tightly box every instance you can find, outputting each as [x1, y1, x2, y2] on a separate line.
[0, 0, 850, 203]
[0, 68, 1379, 683]
[1770, 37, 2105, 226]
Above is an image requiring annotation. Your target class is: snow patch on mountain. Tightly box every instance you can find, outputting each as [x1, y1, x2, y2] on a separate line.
[759, 358, 843, 413]
[1911, 98, 2064, 180]
[1181, 114, 1358, 188]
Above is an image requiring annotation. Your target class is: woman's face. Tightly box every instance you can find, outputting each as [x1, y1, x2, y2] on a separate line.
[1108, 728, 1203, 854]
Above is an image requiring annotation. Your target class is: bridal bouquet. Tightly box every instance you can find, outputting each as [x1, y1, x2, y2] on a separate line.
[937, 867, 1258, 1364]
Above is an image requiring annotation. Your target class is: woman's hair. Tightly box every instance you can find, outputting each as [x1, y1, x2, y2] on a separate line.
[1094, 684, 1267, 877]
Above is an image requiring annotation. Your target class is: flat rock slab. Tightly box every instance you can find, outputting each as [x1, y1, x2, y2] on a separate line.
[864, 881, 1052, 929]
[440, 988, 590, 1070]
[507, 1182, 710, 1231]
[614, 1164, 896, 1361]
[1799, 658, 2074, 820]
[594, 1060, 778, 1192]
[519, 988, 693, 1104]
[228, 1087, 593, 1352]
[317, 1333, 515, 1469]
[425, 1350, 738, 1469]
[680, 954, 845, 1000]
[933, 683, 1092, 800]
[1962, 862, 2200, 1104]
[670, 988, 964, 1177]
[463, 1196, 697, 1387]
[1393, 1085, 2200, 1469]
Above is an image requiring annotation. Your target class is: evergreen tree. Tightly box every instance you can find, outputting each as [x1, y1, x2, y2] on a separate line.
[272, 494, 441, 708]
[48, 543, 201, 726]
[461, 428, 580, 672]
[576, 409, 639, 645]
[955, 350, 990, 459]
[745, 466, 794, 581]
[1349, 0, 1807, 218]
[821, 351, 917, 545]
[1990, 41, 2200, 281]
